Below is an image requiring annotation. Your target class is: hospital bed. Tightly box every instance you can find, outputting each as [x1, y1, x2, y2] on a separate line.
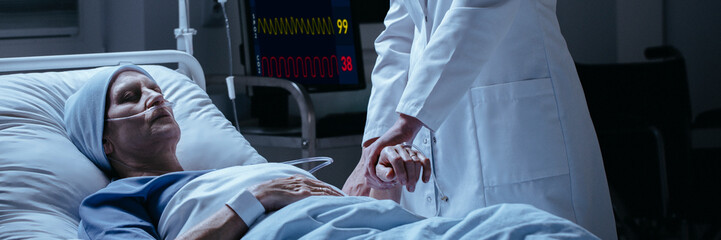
[0, 50, 268, 239]
[0, 50, 601, 239]
[0, 1, 325, 236]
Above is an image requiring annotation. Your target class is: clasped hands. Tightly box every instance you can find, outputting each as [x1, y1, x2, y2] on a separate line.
[360, 114, 430, 193]
[369, 143, 431, 192]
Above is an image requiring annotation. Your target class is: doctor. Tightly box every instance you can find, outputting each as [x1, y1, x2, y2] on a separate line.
[343, 0, 617, 239]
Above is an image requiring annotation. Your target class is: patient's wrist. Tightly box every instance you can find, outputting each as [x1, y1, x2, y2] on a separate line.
[225, 189, 265, 226]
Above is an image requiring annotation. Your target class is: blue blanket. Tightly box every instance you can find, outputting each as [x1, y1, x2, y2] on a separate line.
[245, 196, 599, 239]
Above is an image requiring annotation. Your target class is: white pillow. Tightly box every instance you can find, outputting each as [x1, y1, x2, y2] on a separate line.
[0, 65, 266, 239]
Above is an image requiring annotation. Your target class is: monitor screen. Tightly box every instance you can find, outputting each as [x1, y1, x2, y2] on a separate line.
[239, 0, 364, 92]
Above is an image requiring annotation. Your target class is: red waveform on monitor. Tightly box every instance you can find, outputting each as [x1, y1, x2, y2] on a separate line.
[261, 55, 354, 78]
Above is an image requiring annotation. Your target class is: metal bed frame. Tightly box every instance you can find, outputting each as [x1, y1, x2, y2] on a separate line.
[0, 50, 206, 90]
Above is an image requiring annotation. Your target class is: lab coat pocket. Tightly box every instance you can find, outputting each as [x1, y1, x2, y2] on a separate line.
[470, 78, 569, 187]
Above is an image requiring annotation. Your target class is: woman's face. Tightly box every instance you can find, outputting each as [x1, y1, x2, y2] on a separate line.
[102, 70, 180, 156]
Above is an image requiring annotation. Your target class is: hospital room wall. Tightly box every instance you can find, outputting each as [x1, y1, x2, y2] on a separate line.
[0, 1, 104, 57]
[557, 0, 721, 119]
[664, 0, 721, 118]
[557, 0, 665, 64]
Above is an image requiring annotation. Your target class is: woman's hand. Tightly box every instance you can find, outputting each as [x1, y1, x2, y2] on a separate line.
[363, 114, 424, 189]
[249, 175, 343, 212]
[376, 144, 431, 192]
[178, 175, 340, 240]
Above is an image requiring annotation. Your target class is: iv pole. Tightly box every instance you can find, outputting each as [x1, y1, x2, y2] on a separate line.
[175, 0, 197, 75]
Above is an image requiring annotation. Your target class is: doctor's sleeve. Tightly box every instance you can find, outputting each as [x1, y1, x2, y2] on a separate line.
[396, 0, 522, 131]
[363, 0, 416, 145]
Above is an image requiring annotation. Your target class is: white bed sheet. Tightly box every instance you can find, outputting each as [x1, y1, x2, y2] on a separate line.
[156, 163, 336, 239]
[0, 65, 266, 239]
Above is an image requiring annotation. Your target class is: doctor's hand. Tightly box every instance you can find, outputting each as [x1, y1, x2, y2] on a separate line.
[376, 144, 432, 192]
[249, 175, 343, 212]
[363, 114, 424, 189]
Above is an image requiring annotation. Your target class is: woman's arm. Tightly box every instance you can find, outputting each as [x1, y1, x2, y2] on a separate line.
[78, 183, 168, 239]
[177, 175, 343, 239]
[370, 185, 402, 202]
[176, 206, 247, 240]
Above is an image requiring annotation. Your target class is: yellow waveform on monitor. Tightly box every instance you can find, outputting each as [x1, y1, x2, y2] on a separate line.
[257, 17, 336, 36]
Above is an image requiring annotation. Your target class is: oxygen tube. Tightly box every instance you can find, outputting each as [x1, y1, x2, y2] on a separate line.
[106, 101, 175, 122]
[281, 157, 334, 174]
[218, 0, 241, 132]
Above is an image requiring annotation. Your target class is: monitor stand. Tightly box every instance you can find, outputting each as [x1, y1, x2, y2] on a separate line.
[244, 87, 301, 135]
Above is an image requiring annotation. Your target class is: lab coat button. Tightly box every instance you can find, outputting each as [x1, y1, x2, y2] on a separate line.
[426, 196, 432, 202]
[423, 138, 428, 144]
[432, 137, 437, 143]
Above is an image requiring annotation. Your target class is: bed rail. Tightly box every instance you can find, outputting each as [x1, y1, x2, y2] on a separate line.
[0, 50, 206, 91]
[238, 76, 317, 158]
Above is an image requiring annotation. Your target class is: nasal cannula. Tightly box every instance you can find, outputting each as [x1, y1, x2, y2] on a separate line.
[106, 101, 174, 122]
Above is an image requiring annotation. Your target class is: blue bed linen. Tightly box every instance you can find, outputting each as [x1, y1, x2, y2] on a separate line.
[77, 170, 211, 239]
[245, 196, 599, 239]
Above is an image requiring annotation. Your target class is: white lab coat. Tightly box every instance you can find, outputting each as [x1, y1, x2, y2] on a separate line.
[363, 0, 617, 239]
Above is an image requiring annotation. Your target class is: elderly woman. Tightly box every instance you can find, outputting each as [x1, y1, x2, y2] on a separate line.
[64, 65, 420, 239]
[65, 65, 598, 240]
